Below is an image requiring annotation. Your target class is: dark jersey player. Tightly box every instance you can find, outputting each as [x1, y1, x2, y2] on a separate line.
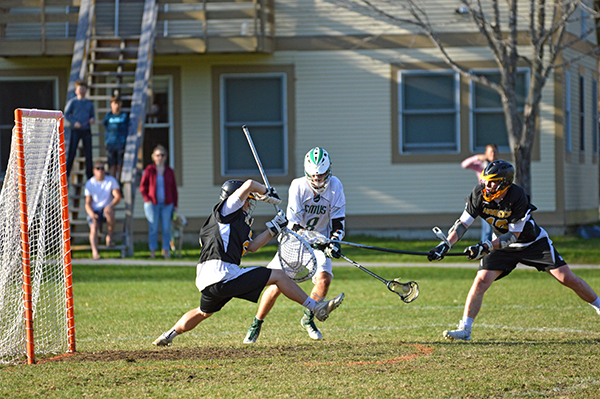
[153, 179, 344, 347]
[427, 160, 600, 341]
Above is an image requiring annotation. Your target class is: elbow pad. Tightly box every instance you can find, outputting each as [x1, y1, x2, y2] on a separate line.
[498, 232, 517, 248]
[448, 219, 467, 241]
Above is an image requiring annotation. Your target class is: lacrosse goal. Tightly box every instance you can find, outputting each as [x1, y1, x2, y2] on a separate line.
[0, 109, 75, 364]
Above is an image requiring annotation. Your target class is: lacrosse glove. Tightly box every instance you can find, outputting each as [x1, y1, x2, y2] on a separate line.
[427, 242, 450, 261]
[464, 240, 492, 260]
[266, 210, 287, 236]
[254, 187, 282, 205]
[324, 230, 343, 258]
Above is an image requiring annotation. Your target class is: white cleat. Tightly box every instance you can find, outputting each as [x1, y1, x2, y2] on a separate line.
[153, 331, 175, 347]
[313, 293, 344, 322]
[443, 320, 471, 342]
[301, 311, 323, 340]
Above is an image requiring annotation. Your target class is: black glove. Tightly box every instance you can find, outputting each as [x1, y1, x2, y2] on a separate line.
[266, 211, 287, 236]
[325, 240, 341, 258]
[254, 187, 282, 205]
[427, 242, 450, 261]
[464, 240, 492, 260]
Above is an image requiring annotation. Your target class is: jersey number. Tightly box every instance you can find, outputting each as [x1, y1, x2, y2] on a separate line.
[484, 217, 508, 230]
[305, 217, 320, 231]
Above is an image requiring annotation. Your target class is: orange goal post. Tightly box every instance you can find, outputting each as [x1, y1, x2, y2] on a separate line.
[0, 109, 75, 364]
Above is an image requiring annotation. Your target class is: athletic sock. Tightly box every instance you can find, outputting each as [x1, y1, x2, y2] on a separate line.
[462, 317, 474, 330]
[164, 328, 178, 341]
[303, 297, 317, 312]
[588, 296, 600, 313]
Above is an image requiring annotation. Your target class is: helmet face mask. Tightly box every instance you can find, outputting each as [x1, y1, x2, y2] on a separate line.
[304, 147, 332, 194]
[481, 160, 514, 201]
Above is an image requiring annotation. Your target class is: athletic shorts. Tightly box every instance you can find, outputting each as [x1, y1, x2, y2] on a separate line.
[200, 267, 272, 314]
[86, 209, 107, 227]
[480, 237, 567, 280]
[267, 249, 331, 284]
[106, 145, 125, 167]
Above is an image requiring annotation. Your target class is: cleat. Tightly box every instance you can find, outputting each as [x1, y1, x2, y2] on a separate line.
[443, 320, 471, 342]
[243, 317, 263, 344]
[153, 333, 173, 347]
[300, 310, 323, 340]
[313, 293, 344, 322]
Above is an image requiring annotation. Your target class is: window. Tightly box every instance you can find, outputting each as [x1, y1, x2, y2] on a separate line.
[398, 70, 460, 153]
[565, 70, 572, 153]
[220, 73, 288, 175]
[579, 74, 585, 152]
[144, 75, 174, 168]
[592, 78, 598, 154]
[470, 69, 529, 152]
[0, 77, 58, 178]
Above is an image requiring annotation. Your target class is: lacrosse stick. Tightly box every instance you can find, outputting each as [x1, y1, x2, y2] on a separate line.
[242, 125, 317, 282]
[339, 253, 419, 303]
[300, 230, 465, 257]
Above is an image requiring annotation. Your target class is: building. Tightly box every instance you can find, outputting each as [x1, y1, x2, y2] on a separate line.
[0, 0, 598, 248]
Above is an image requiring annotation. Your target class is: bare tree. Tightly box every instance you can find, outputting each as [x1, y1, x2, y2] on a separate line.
[344, 0, 598, 194]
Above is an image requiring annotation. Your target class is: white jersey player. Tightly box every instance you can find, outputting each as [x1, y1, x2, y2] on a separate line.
[244, 147, 346, 343]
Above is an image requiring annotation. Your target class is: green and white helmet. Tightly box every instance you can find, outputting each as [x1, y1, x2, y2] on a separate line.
[304, 147, 332, 194]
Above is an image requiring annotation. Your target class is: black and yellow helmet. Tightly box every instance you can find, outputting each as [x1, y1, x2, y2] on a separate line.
[219, 179, 256, 201]
[480, 160, 514, 201]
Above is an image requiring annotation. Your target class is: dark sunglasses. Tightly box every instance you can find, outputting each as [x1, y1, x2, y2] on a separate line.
[94, 166, 105, 170]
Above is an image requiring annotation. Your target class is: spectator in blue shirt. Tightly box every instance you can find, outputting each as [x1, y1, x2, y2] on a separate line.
[103, 96, 130, 180]
[65, 80, 95, 179]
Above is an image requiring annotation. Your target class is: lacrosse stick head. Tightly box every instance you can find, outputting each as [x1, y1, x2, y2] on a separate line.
[387, 279, 419, 303]
[277, 229, 318, 283]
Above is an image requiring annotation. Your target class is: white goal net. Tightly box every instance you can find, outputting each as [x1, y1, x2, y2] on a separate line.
[0, 109, 75, 364]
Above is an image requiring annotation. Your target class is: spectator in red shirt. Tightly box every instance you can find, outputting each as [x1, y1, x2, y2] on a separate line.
[140, 145, 178, 259]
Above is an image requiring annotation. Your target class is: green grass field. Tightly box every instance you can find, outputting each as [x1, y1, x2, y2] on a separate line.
[2, 260, 600, 398]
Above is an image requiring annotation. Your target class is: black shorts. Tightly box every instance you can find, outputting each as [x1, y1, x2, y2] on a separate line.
[106, 145, 125, 167]
[480, 237, 567, 280]
[200, 267, 272, 314]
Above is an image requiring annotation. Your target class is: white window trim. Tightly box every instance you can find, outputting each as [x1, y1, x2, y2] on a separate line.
[565, 70, 572, 153]
[469, 67, 530, 153]
[592, 78, 597, 154]
[579, 74, 585, 152]
[145, 75, 175, 168]
[398, 69, 460, 154]
[219, 72, 288, 176]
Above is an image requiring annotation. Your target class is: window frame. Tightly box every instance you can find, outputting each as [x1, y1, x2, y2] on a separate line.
[564, 69, 572, 153]
[397, 69, 461, 155]
[212, 64, 296, 186]
[469, 67, 530, 153]
[579, 73, 585, 153]
[0, 76, 59, 179]
[592, 77, 598, 155]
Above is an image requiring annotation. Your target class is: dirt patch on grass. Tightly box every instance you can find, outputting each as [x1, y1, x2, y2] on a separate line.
[39, 342, 434, 366]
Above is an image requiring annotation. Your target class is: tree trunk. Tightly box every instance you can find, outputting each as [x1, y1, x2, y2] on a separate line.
[513, 144, 531, 195]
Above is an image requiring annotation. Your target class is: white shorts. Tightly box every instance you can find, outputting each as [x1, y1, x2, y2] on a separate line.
[267, 249, 332, 284]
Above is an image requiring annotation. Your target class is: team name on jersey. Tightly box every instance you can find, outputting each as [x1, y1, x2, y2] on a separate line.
[482, 208, 512, 218]
[304, 204, 327, 215]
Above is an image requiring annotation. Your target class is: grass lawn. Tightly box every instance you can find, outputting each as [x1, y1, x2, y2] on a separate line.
[74, 234, 600, 265]
[2, 263, 600, 398]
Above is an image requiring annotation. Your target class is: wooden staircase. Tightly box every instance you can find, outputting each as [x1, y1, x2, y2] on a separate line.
[65, 0, 158, 257]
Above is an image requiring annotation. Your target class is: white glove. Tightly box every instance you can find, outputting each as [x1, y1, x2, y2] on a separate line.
[324, 230, 343, 258]
[464, 240, 492, 260]
[254, 187, 282, 205]
[266, 210, 287, 236]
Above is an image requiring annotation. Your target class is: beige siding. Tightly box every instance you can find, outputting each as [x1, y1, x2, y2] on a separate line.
[148, 46, 571, 222]
[562, 48, 600, 212]
[276, 0, 546, 37]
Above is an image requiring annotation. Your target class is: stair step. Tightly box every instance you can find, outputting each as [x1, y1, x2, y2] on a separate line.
[89, 71, 136, 77]
[70, 231, 127, 239]
[89, 82, 135, 89]
[87, 95, 133, 101]
[70, 244, 127, 252]
[90, 59, 138, 65]
[92, 47, 139, 53]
